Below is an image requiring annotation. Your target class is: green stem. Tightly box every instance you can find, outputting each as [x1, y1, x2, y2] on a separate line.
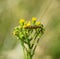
[27, 53, 32, 59]
[23, 45, 32, 59]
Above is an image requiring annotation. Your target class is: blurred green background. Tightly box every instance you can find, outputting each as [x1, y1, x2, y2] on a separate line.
[0, 0, 60, 59]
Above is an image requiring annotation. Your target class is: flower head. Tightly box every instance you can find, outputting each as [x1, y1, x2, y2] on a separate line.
[19, 19, 25, 24]
[36, 22, 41, 25]
[27, 21, 31, 26]
[32, 17, 37, 21]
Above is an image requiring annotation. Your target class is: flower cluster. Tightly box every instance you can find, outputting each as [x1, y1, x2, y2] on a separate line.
[13, 17, 45, 59]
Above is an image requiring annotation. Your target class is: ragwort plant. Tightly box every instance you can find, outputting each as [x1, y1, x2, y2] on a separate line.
[13, 17, 45, 59]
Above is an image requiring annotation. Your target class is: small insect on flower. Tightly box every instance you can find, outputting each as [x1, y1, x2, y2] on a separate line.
[36, 22, 41, 25]
[19, 19, 25, 24]
[32, 17, 37, 21]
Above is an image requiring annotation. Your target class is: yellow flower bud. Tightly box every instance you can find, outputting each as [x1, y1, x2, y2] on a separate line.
[36, 22, 41, 25]
[32, 17, 37, 21]
[19, 19, 25, 24]
[27, 21, 31, 26]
